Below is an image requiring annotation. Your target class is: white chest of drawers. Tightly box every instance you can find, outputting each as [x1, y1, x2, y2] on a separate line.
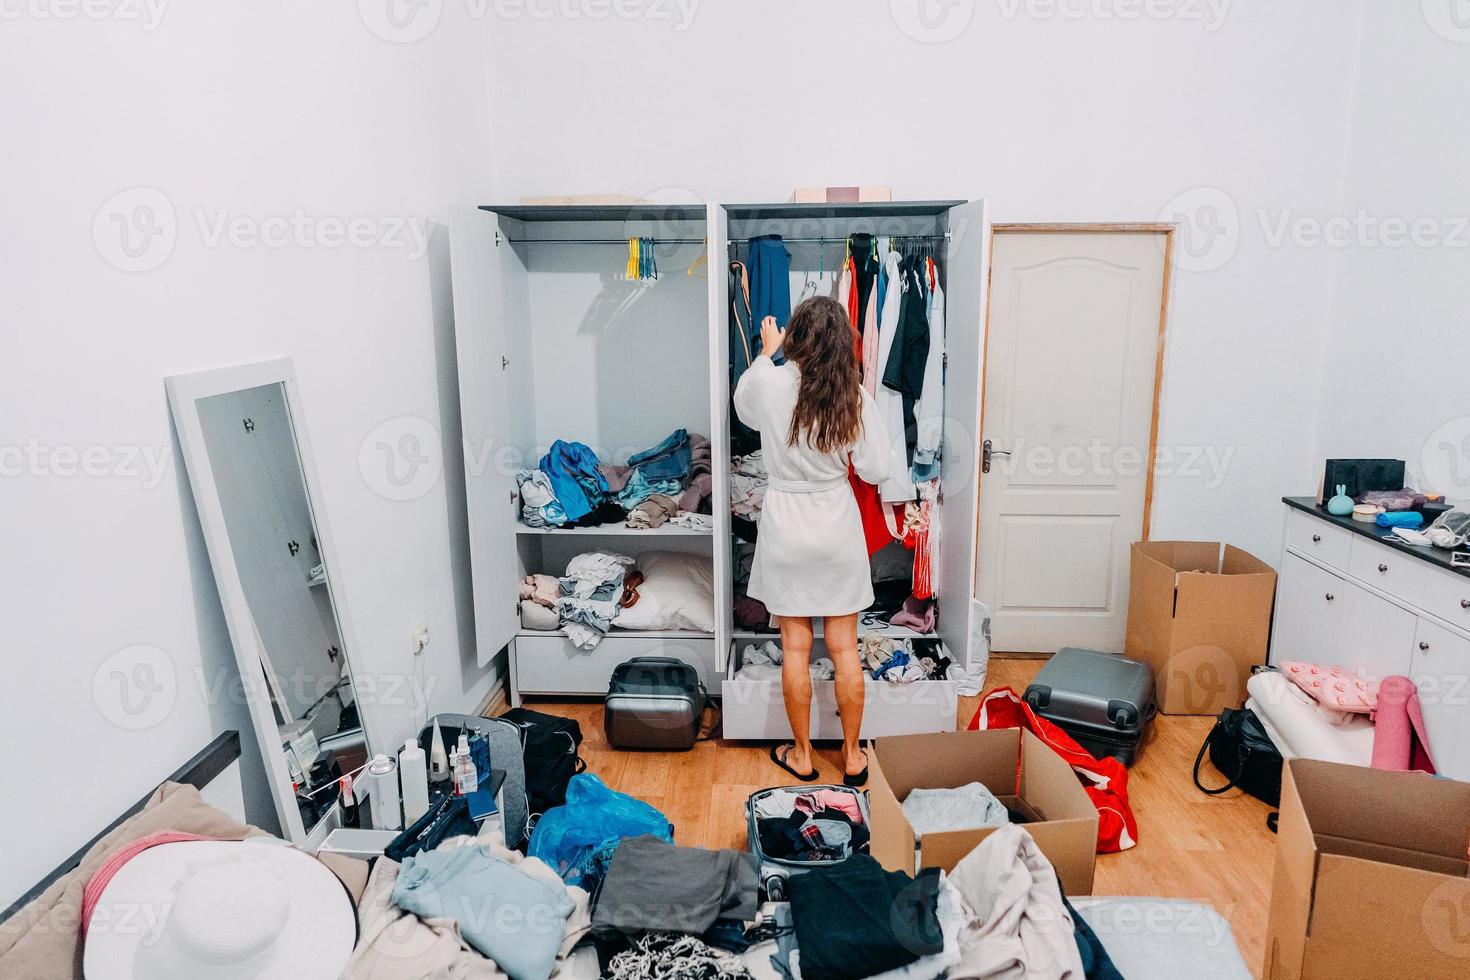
[1270, 498, 1470, 780]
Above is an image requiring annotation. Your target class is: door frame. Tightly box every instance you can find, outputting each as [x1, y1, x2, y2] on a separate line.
[975, 223, 1176, 598]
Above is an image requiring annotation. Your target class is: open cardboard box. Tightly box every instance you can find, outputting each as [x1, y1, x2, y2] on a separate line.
[1265, 758, 1470, 979]
[1125, 540, 1277, 715]
[867, 727, 1099, 895]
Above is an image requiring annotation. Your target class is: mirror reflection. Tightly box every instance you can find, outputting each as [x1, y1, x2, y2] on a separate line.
[195, 382, 367, 835]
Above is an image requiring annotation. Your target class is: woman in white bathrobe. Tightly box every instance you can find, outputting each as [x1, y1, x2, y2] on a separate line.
[734, 296, 890, 785]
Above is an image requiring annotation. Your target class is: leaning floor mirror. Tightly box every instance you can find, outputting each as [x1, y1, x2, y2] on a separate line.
[167, 358, 372, 846]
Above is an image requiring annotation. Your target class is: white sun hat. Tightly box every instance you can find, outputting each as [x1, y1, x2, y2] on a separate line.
[82, 838, 355, 980]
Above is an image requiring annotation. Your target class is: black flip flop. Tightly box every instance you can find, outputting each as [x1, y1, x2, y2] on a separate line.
[843, 767, 869, 788]
[770, 744, 820, 782]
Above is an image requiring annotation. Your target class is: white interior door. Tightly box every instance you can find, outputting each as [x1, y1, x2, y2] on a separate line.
[977, 231, 1168, 653]
[450, 206, 524, 666]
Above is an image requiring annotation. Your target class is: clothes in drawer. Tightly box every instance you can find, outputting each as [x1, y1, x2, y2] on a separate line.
[514, 633, 718, 695]
[1284, 509, 1352, 570]
[1422, 567, 1470, 631]
[720, 642, 957, 740]
[1347, 537, 1432, 607]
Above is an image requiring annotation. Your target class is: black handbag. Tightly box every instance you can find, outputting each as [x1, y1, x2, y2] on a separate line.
[1192, 706, 1283, 807]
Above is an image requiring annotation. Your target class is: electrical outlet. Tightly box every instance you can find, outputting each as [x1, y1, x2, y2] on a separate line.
[410, 622, 429, 655]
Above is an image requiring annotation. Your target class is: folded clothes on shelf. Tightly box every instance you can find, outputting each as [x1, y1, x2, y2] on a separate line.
[556, 552, 634, 650]
[516, 430, 711, 530]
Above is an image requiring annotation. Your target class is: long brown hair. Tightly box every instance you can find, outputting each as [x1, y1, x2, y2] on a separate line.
[784, 296, 862, 454]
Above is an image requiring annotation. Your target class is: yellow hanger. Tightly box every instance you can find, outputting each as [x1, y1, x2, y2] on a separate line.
[686, 237, 708, 279]
[626, 237, 639, 280]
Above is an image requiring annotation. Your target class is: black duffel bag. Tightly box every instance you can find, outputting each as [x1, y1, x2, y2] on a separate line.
[1192, 706, 1283, 807]
[501, 707, 587, 819]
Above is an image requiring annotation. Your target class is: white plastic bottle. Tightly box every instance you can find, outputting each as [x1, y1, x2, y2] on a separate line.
[399, 737, 430, 824]
[429, 721, 450, 783]
[365, 753, 402, 831]
[453, 733, 478, 796]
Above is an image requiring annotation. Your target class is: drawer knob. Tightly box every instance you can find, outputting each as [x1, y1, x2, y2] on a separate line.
[1461, 599, 1470, 610]
[1325, 593, 1335, 602]
[1420, 641, 1431, 652]
[1312, 534, 1322, 543]
[1378, 563, 1390, 573]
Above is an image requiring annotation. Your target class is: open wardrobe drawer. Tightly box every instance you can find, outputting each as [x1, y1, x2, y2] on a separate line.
[513, 633, 720, 697]
[720, 640, 958, 740]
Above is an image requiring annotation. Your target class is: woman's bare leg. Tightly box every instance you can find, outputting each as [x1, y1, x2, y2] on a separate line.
[825, 612, 867, 776]
[777, 615, 816, 774]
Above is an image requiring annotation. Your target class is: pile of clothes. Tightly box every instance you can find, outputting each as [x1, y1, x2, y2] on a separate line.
[520, 552, 643, 650]
[861, 634, 951, 684]
[749, 824, 1119, 980]
[734, 641, 834, 683]
[518, 429, 714, 531]
[752, 787, 869, 863]
[348, 827, 592, 980]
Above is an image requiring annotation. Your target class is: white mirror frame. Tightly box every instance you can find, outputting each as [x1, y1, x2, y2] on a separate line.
[166, 357, 372, 847]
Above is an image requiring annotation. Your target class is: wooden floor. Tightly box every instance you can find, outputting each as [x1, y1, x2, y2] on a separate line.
[520, 657, 1275, 974]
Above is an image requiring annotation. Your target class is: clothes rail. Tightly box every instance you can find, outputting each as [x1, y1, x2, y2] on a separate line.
[503, 237, 706, 245]
[727, 233, 952, 245]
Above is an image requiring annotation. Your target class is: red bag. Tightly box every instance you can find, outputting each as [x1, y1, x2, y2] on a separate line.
[968, 687, 1139, 853]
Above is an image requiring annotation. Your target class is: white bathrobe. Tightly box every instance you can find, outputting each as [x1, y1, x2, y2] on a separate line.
[734, 355, 890, 616]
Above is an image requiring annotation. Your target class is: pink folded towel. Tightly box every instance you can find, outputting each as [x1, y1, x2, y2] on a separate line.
[1371, 675, 1436, 774]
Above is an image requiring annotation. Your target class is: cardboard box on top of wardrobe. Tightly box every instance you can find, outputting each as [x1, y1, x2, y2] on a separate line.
[1264, 758, 1470, 979]
[1124, 540, 1277, 716]
[867, 728, 1098, 896]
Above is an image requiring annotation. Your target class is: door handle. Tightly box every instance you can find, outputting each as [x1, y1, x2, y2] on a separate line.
[1378, 563, 1389, 573]
[1420, 641, 1431, 652]
[1324, 593, 1335, 602]
[982, 439, 1010, 474]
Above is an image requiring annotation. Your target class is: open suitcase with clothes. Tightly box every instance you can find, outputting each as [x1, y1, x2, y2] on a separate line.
[745, 784, 871, 901]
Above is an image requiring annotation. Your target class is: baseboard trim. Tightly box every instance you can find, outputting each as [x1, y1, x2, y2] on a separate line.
[478, 679, 509, 718]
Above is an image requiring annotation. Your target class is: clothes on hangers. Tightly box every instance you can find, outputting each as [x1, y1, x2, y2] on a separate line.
[748, 235, 793, 331]
[912, 256, 946, 482]
[729, 260, 762, 454]
[884, 255, 932, 468]
[875, 249, 918, 504]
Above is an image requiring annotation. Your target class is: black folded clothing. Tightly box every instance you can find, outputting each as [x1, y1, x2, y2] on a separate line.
[788, 855, 943, 980]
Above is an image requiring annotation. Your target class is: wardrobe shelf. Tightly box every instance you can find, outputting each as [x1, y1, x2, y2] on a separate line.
[516, 628, 715, 640]
[732, 623, 937, 641]
[514, 524, 712, 536]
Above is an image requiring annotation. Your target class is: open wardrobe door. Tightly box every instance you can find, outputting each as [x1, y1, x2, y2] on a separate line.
[935, 198, 990, 668]
[706, 203, 734, 671]
[450, 205, 527, 665]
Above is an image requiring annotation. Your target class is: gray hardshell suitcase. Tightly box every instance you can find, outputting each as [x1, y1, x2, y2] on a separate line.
[745, 784, 871, 901]
[604, 657, 710, 751]
[1023, 648, 1156, 766]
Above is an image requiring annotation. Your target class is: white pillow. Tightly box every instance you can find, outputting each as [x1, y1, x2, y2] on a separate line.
[614, 551, 715, 633]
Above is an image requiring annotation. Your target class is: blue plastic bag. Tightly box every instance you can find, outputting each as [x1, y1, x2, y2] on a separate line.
[528, 773, 673, 889]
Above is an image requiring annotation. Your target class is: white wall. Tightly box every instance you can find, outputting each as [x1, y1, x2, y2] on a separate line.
[1315, 3, 1470, 504]
[0, 5, 497, 904]
[478, 0, 1366, 565]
